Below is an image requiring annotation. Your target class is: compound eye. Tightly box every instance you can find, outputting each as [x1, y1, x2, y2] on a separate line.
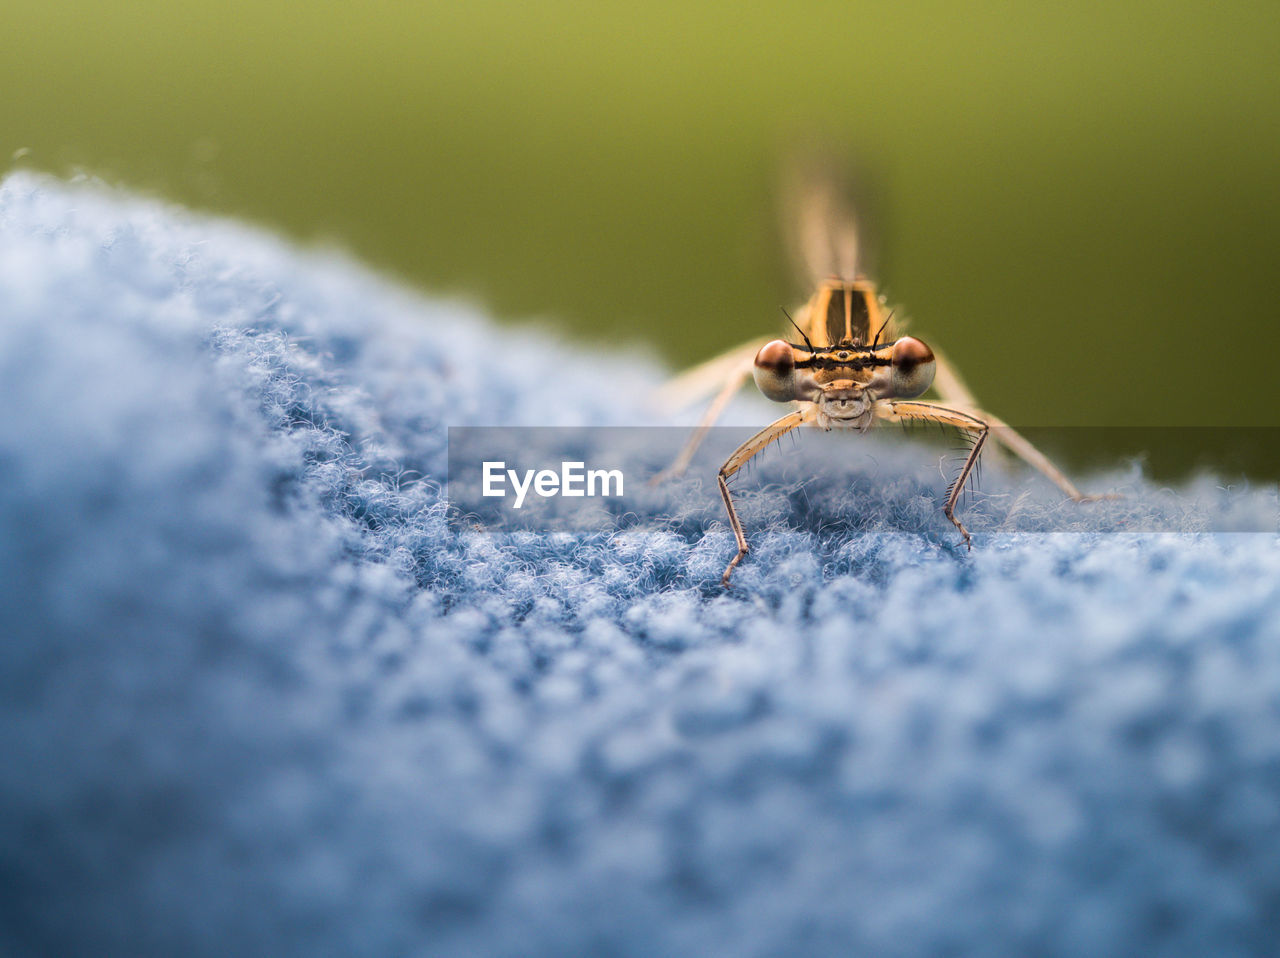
[753, 340, 797, 402]
[889, 336, 936, 397]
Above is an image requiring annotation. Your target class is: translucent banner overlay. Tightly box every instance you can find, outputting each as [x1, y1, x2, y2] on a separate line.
[446, 427, 1280, 534]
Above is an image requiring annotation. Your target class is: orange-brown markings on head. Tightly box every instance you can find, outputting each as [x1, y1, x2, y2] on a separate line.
[892, 336, 934, 370]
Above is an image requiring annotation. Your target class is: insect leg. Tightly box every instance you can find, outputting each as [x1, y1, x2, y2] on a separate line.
[651, 336, 774, 485]
[930, 349, 1092, 501]
[876, 400, 989, 549]
[651, 364, 754, 485]
[654, 336, 774, 413]
[718, 408, 814, 586]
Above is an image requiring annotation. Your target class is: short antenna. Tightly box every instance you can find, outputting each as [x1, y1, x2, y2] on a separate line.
[781, 307, 814, 351]
[871, 309, 895, 348]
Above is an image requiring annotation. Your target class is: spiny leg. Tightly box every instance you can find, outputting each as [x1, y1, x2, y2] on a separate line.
[718, 408, 814, 586]
[651, 336, 774, 485]
[877, 400, 989, 549]
[930, 348, 1095, 501]
[650, 363, 753, 486]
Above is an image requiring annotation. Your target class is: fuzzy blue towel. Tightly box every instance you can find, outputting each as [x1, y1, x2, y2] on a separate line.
[2, 173, 1279, 957]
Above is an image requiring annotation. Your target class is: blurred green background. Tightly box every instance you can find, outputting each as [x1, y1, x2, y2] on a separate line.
[4, 1, 1279, 469]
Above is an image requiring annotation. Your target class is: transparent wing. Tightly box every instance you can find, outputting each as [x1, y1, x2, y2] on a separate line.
[781, 152, 883, 288]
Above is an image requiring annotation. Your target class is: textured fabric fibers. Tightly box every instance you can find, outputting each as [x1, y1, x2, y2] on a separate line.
[2, 173, 1279, 957]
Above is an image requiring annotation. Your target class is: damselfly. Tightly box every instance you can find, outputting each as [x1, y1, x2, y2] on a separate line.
[654, 167, 1102, 586]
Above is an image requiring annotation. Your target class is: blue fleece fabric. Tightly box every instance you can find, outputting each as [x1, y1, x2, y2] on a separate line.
[2, 172, 1279, 957]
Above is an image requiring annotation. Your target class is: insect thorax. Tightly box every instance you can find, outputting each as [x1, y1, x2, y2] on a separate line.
[801, 279, 885, 348]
